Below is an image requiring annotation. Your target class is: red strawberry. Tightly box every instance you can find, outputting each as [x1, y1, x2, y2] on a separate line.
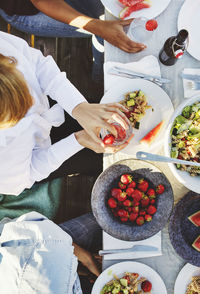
[156, 184, 165, 194]
[127, 207, 132, 213]
[150, 199, 156, 204]
[111, 188, 122, 199]
[117, 191, 127, 202]
[118, 181, 126, 189]
[120, 217, 128, 222]
[139, 209, 146, 216]
[117, 209, 128, 218]
[120, 174, 132, 185]
[123, 199, 132, 207]
[128, 181, 136, 189]
[147, 205, 157, 215]
[137, 179, 149, 192]
[141, 196, 150, 207]
[141, 280, 152, 292]
[145, 19, 158, 31]
[131, 189, 143, 202]
[136, 216, 145, 226]
[145, 214, 152, 222]
[113, 124, 126, 141]
[133, 201, 139, 207]
[126, 187, 134, 196]
[103, 134, 115, 145]
[147, 188, 156, 199]
[132, 206, 139, 213]
[129, 212, 138, 222]
[108, 198, 117, 208]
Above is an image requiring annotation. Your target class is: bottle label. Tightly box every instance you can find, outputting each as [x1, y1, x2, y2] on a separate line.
[174, 49, 184, 59]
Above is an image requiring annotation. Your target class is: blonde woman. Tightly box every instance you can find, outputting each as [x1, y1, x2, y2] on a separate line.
[0, 31, 130, 196]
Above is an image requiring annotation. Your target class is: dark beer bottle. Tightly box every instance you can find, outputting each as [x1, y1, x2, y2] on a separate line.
[159, 29, 189, 66]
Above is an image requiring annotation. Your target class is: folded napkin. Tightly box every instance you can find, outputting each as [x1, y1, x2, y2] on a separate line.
[104, 55, 161, 93]
[103, 231, 162, 260]
[103, 55, 162, 260]
[182, 68, 200, 98]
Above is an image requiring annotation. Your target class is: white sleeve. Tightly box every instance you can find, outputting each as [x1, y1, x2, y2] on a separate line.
[0, 32, 87, 116]
[30, 134, 84, 182]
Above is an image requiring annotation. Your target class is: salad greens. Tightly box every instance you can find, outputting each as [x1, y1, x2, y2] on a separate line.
[171, 101, 200, 176]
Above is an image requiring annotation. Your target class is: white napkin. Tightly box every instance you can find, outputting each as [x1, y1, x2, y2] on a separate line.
[104, 55, 161, 93]
[103, 55, 162, 260]
[182, 68, 200, 98]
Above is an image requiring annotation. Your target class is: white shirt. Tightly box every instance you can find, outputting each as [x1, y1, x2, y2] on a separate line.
[0, 32, 86, 195]
[0, 212, 82, 294]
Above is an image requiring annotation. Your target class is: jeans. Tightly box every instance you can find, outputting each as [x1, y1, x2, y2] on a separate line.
[0, 0, 104, 80]
[59, 213, 102, 294]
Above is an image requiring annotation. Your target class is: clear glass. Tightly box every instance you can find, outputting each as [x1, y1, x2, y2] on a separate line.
[127, 17, 155, 43]
[100, 120, 133, 146]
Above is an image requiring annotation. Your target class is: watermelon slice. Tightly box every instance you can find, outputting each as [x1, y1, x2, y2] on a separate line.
[140, 121, 164, 146]
[118, 0, 144, 7]
[192, 235, 200, 252]
[119, 2, 151, 19]
[188, 210, 200, 227]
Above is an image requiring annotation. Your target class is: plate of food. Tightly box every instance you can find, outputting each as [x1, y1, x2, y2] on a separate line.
[164, 94, 200, 193]
[100, 0, 172, 20]
[92, 261, 167, 294]
[91, 158, 173, 241]
[178, 0, 200, 61]
[100, 79, 174, 156]
[169, 191, 200, 267]
[174, 263, 200, 294]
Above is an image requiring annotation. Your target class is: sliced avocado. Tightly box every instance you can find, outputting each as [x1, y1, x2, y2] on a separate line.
[120, 279, 128, 287]
[189, 126, 200, 135]
[195, 110, 200, 120]
[176, 164, 181, 169]
[112, 284, 121, 294]
[129, 92, 137, 98]
[138, 90, 145, 96]
[126, 99, 135, 107]
[122, 289, 129, 294]
[175, 115, 189, 125]
[171, 149, 178, 158]
[178, 141, 185, 148]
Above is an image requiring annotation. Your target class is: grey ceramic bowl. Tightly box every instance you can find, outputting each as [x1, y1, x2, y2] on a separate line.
[91, 159, 174, 241]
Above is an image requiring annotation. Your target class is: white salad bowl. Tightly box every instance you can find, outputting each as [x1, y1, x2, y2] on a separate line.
[164, 94, 200, 193]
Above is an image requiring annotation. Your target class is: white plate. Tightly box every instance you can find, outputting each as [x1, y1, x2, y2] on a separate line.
[164, 94, 200, 193]
[92, 261, 167, 294]
[100, 0, 172, 19]
[174, 263, 200, 294]
[178, 0, 200, 61]
[100, 79, 174, 156]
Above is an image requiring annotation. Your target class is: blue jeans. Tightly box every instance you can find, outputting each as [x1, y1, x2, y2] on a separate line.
[59, 213, 102, 294]
[0, 0, 104, 80]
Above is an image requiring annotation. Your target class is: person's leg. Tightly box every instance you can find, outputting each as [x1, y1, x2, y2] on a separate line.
[59, 212, 102, 252]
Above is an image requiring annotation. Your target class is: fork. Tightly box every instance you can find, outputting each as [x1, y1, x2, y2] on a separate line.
[186, 80, 200, 91]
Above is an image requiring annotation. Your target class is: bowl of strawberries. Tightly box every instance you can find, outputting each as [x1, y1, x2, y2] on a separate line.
[91, 159, 174, 241]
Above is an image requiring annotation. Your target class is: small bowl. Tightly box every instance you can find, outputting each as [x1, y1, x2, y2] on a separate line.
[164, 94, 200, 193]
[91, 159, 174, 241]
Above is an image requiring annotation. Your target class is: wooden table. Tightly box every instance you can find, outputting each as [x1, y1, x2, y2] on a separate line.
[103, 0, 200, 293]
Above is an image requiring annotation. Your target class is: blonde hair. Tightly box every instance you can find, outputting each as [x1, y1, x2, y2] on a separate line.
[0, 54, 33, 127]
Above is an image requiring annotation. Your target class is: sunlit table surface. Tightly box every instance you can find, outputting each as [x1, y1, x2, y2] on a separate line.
[102, 0, 200, 293]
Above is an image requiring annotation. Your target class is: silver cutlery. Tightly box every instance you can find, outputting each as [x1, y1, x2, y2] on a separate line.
[186, 80, 200, 91]
[99, 245, 158, 256]
[136, 151, 200, 167]
[180, 72, 200, 82]
[108, 66, 171, 85]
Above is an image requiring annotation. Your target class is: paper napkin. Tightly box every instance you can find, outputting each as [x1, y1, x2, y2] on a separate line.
[182, 68, 200, 98]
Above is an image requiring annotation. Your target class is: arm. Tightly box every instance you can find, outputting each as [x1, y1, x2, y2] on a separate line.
[30, 0, 146, 53]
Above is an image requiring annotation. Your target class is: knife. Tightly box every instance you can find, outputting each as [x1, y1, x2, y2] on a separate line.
[108, 66, 171, 85]
[99, 245, 159, 256]
[180, 72, 200, 82]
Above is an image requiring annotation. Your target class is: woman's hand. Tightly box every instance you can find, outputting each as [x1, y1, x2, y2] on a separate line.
[72, 102, 131, 147]
[75, 130, 133, 153]
[86, 18, 146, 53]
[73, 243, 100, 276]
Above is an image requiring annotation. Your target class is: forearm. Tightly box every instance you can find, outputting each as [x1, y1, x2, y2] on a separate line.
[30, 0, 102, 34]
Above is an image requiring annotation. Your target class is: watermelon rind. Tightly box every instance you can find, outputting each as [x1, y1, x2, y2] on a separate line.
[188, 210, 200, 227]
[192, 235, 200, 252]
